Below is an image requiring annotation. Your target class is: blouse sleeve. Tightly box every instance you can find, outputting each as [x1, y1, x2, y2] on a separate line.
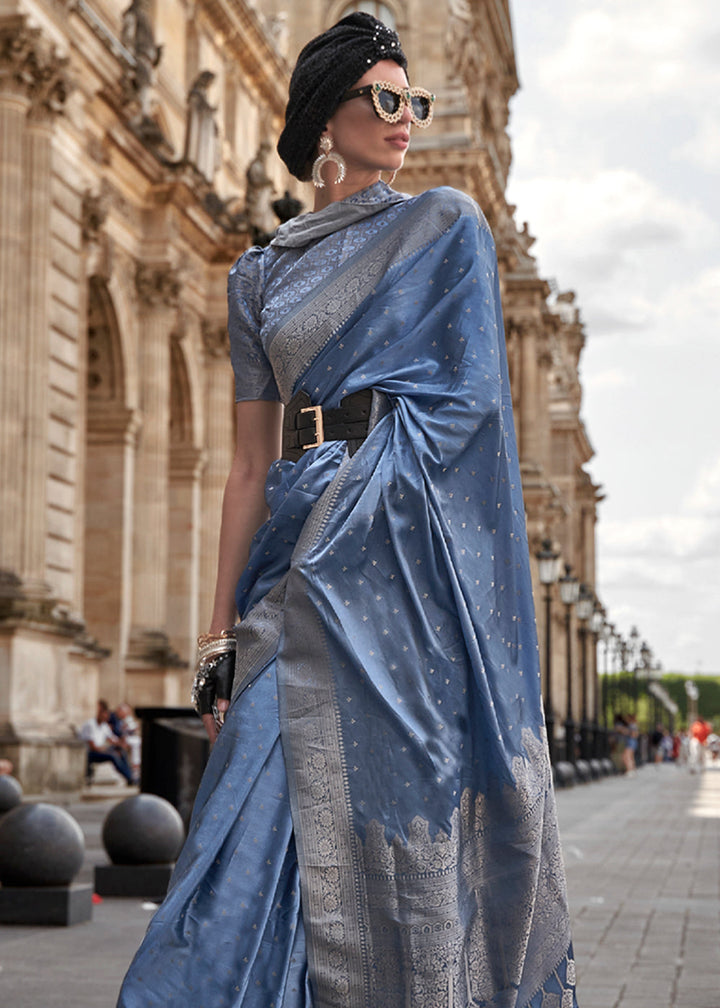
[227, 247, 280, 403]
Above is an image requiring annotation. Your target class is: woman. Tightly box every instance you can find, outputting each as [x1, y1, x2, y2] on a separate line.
[118, 13, 577, 1007]
[623, 714, 638, 774]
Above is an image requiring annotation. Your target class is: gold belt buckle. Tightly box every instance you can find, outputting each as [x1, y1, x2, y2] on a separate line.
[299, 404, 324, 450]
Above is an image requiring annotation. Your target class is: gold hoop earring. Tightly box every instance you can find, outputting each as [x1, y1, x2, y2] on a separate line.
[312, 136, 347, 189]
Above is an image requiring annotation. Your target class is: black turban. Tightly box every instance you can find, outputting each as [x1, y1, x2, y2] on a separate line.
[277, 12, 408, 181]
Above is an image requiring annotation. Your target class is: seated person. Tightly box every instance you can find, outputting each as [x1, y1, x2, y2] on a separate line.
[79, 699, 134, 785]
[110, 702, 142, 782]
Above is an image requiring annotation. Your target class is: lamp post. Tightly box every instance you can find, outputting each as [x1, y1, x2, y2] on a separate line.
[629, 625, 639, 716]
[575, 584, 594, 761]
[559, 565, 579, 763]
[685, 679, 699, 727]
[601, 621, 613, 732]
[618, 634, 629, 716]
[607, 624, 618, 724]
[639, 641, 651, 728]
[590, 603, 605, 758]
[536, 538, 560, 764]
[654, 661, 668, 730]
[646, 653, 661, 738]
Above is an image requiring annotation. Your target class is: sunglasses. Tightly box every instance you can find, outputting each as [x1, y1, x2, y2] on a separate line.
[340, 80, 435, 128]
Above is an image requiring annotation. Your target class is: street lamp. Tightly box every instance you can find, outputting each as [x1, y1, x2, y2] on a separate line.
[617, 634, 629, 715]
[605, 622, 617, 725]
[590, 603, 605, 758]
[629, 625, 639, 715]
[640, 640, 652, 729]
[646, 654, 661, 734]
[559, 564, 580, 763]
[601, 620, 614, 732]
[536, 538, 560, 764]
[575, 583, 594, 761]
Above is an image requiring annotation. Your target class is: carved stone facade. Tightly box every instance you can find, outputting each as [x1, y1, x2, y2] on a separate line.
[0, 0, 599, 790]
[0, 0, 295, 790]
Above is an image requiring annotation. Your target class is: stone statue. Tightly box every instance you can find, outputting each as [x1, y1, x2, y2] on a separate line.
[183, 71, 219, 182]
[245, 141, 276, 238]
[446, 0, 475, 80]
[121, 0, 162, 120]
[272, 190, 304, 225]
[266, 12, 290, 58]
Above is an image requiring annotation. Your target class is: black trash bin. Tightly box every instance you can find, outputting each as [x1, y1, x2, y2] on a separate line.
[136, 707, 210, 829]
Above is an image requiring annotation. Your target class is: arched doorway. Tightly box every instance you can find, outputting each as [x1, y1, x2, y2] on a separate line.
[83, 277, 137, 705]
[166, 332, 204, 667]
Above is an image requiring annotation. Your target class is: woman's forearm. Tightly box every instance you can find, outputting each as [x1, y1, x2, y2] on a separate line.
[208, 465, 271, 631]
[208, 400, 283, 633]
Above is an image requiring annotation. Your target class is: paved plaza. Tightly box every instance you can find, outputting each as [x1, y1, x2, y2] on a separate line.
[0, 762, 718, 1007]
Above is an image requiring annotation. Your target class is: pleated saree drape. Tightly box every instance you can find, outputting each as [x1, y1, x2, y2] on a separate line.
[118, 182, 577, 1008]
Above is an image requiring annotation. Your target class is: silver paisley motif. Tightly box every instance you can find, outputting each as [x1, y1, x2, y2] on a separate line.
[349, 729, 572, 1006]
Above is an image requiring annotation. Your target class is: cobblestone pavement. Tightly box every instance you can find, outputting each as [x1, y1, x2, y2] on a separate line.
[557, 762, 720, 1008]
[0, 764, 718, 1006]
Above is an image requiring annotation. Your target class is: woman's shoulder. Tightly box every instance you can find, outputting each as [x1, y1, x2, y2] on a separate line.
[410, 186, 487, 227]
[229, 244, 266, 284]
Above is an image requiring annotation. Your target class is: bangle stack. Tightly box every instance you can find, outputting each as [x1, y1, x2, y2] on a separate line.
[197, 630, 237, 665]
[191, 628, 238, 714]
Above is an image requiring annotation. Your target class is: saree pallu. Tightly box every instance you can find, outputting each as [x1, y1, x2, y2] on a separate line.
[117, 183, 577, 1008]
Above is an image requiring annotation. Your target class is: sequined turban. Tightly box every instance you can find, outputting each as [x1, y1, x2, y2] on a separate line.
[277, 12, 408, 181]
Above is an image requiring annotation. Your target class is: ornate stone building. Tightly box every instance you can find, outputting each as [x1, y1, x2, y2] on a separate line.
[0, 0, 600, 790]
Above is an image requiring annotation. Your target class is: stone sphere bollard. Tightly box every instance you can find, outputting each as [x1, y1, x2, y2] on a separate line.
[102, 793, 184, 866]
[0, 802, 85, 886]
[0, 774, 23, 814]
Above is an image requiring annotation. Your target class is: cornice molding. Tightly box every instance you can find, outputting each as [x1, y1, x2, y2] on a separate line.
[198, 0, 289, 114]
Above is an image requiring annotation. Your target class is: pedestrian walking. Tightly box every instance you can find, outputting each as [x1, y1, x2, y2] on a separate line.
[623, 714, 638, 774]
[689, 716, 712, 772]
[117, 13, 577, 1007]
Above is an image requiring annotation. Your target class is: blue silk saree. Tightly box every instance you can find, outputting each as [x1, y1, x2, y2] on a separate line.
[117, 182, 577, 1008]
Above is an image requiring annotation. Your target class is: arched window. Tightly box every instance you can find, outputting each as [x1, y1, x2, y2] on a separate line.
[337, 1, 396, 30]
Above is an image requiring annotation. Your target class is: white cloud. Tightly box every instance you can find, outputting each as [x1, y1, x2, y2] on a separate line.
[509, 0, 720, 672]
[584, 368, 631, 393]
[599, 515, 717, 565]
[676, 117, 720, 173]
[683, 455, 720, 516]
[537, 7, 691, 104]
[658, 268, 720, 341]
[596, 459, 720, 671]
[534, 1, 720, 108]
[510, 169, 718, 351]
[512, 169, 716, 269]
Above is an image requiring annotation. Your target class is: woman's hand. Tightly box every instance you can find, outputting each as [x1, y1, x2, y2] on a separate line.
[193, 649, 236, 743]
[201, 693, 231, 744]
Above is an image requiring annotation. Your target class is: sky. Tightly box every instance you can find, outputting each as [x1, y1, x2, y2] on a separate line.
[506, 0, 720, 675]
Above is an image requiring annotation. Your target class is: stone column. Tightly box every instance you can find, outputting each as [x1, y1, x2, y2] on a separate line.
[536, 330, 553, 477]
[518, 322, 540, 468]
[126, 263, 186, 705]
[198, 322, 235, 633]
[130, 263, 180, 634]
[0, 20, 68, 589]
[0, 20, 33, 578]
[0, 21, 85, 793]
[22, 52, 70, 587]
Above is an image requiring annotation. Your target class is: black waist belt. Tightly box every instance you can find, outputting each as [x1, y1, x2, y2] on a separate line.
[282, 388, 390, 462]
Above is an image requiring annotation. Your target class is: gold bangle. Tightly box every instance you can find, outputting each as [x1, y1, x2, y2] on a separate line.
[197, 638, 236, 665]
[197, 628, 236, 648]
